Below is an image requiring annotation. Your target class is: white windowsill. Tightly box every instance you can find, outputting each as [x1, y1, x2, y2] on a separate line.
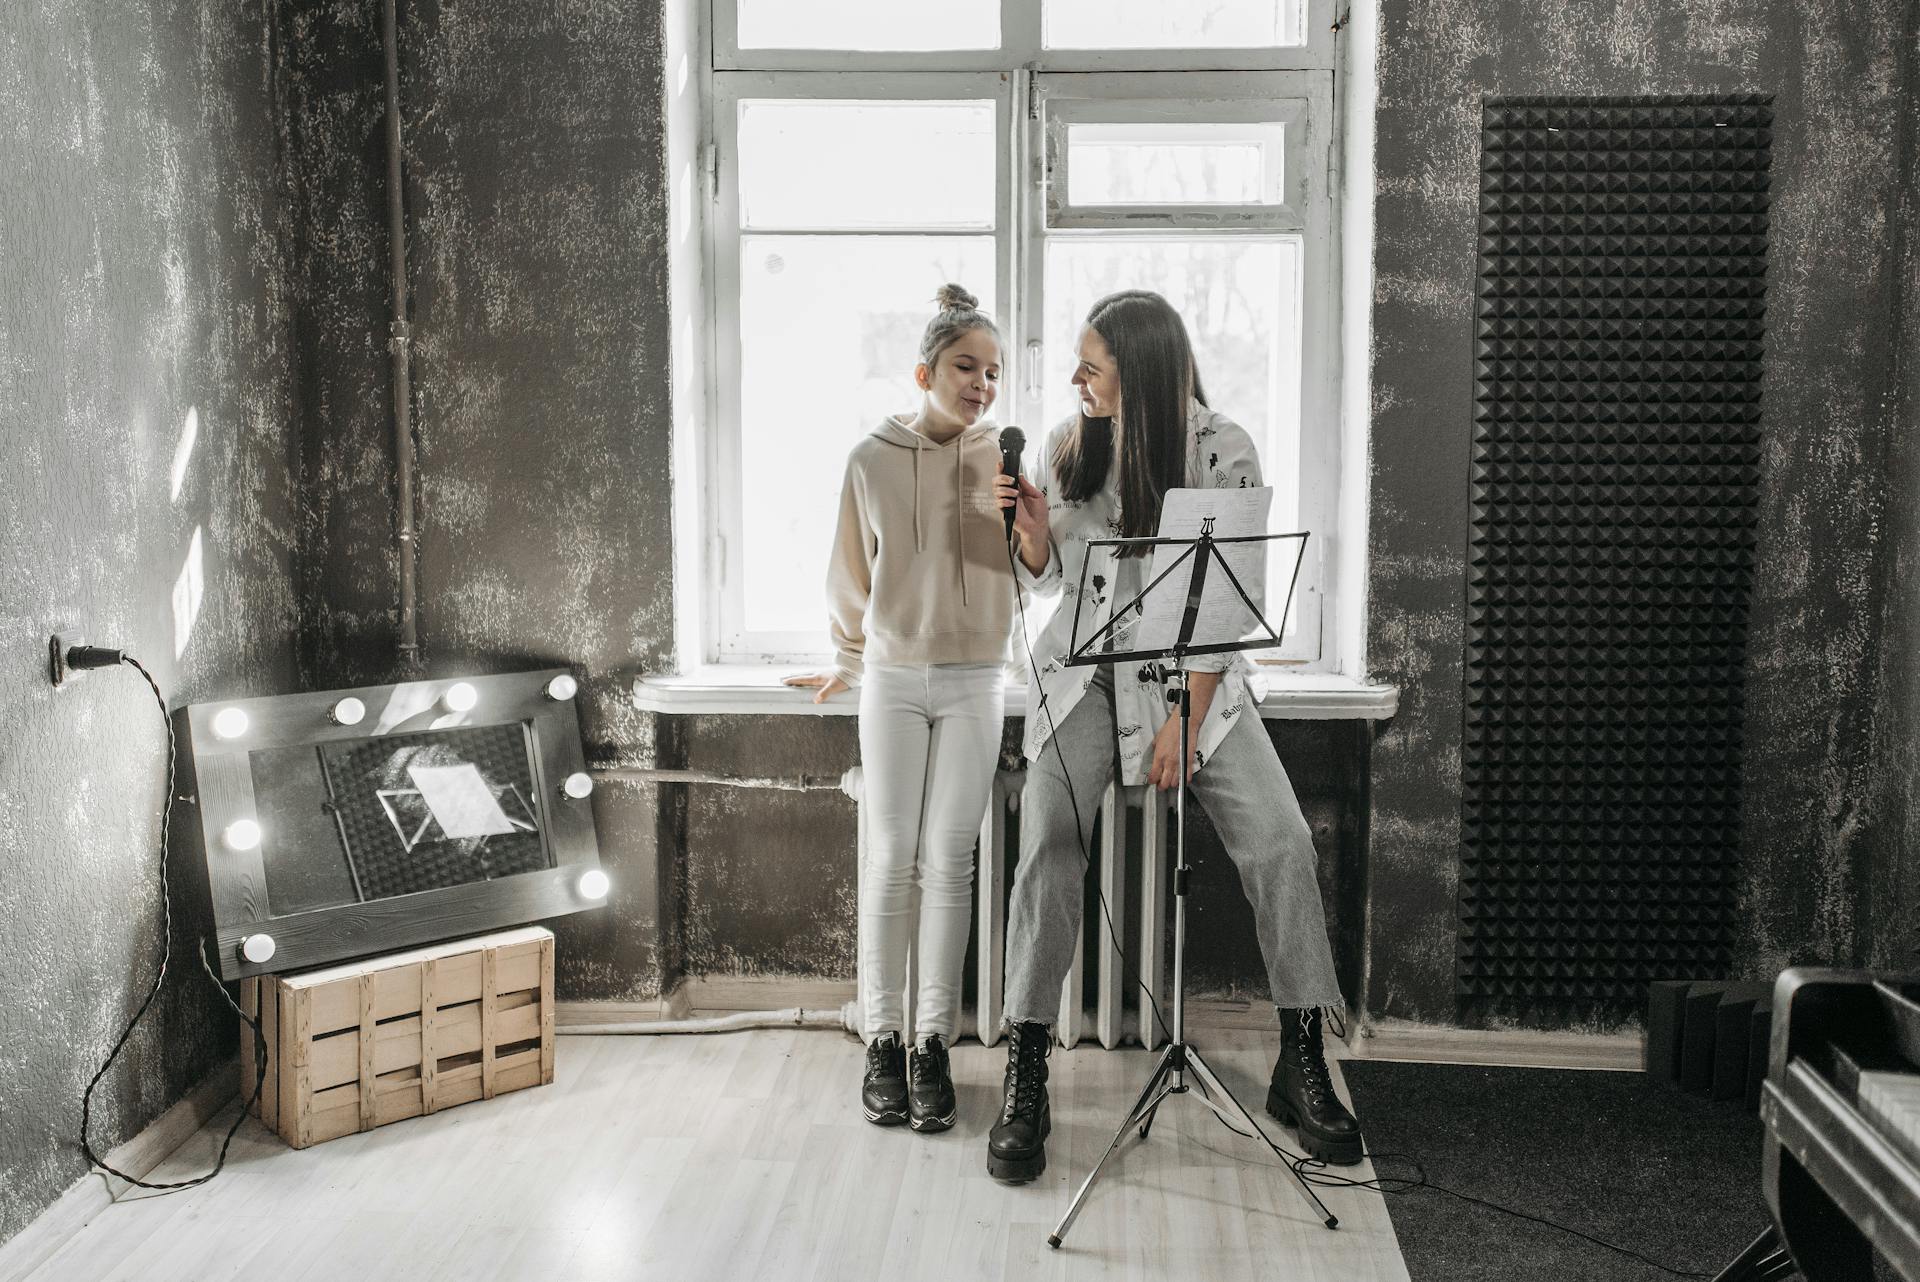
[633, 666, 1398, 720]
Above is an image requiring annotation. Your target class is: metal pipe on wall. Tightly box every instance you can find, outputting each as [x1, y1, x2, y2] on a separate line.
[382, 0, 419, 663]
[591, 766, 846, 793]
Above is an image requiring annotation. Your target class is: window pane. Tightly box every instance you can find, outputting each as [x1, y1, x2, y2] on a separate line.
[1043, 237, 1303, 608]
[739, 235, 998, 635]
[738, 0, 998, 51]
[1067, 123, 1286, 206]
[1045, 0, 1304, 49]
[739, 100, 996, 230]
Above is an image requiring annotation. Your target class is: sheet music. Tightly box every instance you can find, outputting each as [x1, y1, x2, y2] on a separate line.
[1133, 487, 1277, 654]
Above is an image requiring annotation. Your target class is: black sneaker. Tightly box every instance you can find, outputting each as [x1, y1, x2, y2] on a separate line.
[908, 1035, 958, 1132]
[863, 1032, 908, 1126]
[986, 1020, 1051, 1181]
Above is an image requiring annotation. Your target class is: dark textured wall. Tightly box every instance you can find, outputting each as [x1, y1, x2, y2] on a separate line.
[1366, 0, 1920, 1023]
[277, 0, 674, 1000]
[0, 0, 300, 1247]
[1863, 5, 1920, 974]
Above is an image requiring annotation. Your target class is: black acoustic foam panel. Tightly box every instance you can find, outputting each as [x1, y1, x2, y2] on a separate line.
[1457, 96, 1771, 1014]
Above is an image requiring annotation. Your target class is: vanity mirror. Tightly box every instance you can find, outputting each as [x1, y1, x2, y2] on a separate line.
[180, 669, 605, 979]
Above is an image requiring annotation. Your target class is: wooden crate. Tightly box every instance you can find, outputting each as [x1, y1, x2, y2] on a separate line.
[238, 926, 555, 1149]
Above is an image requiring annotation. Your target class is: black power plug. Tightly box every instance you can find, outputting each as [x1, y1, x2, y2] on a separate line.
[48, 633, 124, 686]
[68, 645, 125, 670]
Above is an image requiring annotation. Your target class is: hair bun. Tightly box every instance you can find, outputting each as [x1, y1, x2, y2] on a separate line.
[935, 283, 978, 312]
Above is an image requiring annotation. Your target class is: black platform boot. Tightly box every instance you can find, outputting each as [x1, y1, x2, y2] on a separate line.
[862, 1032, 908, 1126]
[1266, 1007, 1363, 1165]
[986, 1021, 1051, 1181]
[908, 1035, 957, 1133]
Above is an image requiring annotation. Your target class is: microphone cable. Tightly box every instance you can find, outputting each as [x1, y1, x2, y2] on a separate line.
[1004, 534, 1171, 1046]
[1001, 531, 1717, 1281]
[74, 652, 269, 1192]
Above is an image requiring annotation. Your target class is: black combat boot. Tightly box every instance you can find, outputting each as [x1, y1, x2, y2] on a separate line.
[862, 1032, 908, 1126]
[908, 1034, 958, 1133]
[986, 1020, 1051, 1181]
[1266, 1007, 1363, 1165]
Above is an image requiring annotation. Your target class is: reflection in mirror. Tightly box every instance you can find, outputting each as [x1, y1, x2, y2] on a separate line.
[248, 722, 552, 915]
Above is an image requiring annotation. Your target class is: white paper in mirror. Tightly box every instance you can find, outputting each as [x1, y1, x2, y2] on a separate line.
[406, 763, 518, 840]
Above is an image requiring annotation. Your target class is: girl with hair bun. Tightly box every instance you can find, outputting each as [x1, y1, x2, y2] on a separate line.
[786, 284, 1015, 1133]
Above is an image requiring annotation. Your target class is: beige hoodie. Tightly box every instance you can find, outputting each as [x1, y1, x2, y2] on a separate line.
[827, 416, 1016, 686]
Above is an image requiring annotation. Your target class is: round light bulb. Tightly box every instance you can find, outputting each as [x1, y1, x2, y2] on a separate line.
[211, 707, 249, 740]
[330, 696, 366, 726]
[225, 819, 262, 851]
[578, 869, 610, 900]
[562, 771, 594, 799]
[239, 933, 276, 965]
[442, 682, 479, 713]
[544, 673, 578, 701]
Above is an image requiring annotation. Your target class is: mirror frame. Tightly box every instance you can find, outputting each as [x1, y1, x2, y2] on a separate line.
[180, 668, 605, 980]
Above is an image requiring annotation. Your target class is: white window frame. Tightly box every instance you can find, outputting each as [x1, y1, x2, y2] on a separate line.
[707, 72, 1016, 661]
[1023, 71, 1335, 660]
[680, 0, 1347, 671]
[713, 1, 1339, 74]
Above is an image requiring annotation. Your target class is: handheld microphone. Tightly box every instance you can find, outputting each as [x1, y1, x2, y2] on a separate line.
[998, 426, 1025, 540]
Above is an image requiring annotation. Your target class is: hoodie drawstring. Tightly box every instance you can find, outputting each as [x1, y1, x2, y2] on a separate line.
[897, 417, 975, 603]
[911, 434, 924, 553]
[956, 442, 969, 606]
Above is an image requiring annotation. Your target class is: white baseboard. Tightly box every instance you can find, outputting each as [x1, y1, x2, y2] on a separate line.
[556, 976, 856, 1029]
[675, 975, 857, 1013]
[556, 986, 1646, 1072]
[556, 997, 685, 1027]
[1345, 1019, 1645, 1072]
[0, 1059, 239, 1282]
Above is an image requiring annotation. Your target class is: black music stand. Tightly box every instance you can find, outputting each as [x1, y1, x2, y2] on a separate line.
[1047, 516, 1338, 1248]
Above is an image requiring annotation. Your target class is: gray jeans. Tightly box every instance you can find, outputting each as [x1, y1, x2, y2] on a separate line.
[1004, 668, 1343, 1023]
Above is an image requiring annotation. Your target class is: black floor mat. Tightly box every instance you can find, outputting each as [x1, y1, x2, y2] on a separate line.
[1340, 1060, 1769, 1282]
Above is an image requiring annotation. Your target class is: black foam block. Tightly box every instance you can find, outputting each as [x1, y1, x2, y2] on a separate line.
[1645, 979, 1692, 1086]
[1711, 981, 1769, 1101]
[1455, 95, 1772, 1015]
[1745, 985, 1775, 1112]
[1680, 981, 1729, 1093]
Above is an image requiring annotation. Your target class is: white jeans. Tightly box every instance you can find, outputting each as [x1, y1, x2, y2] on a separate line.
[858, 663, 1004, 1044]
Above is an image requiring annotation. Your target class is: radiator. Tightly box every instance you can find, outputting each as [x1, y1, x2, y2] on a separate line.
[842, 767, 1169, 1052]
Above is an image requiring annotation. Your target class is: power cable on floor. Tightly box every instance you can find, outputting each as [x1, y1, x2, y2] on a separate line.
[75, 652, 268, 1191]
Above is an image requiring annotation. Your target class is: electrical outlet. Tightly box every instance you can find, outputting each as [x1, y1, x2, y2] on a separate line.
[48, 632, 68, 687]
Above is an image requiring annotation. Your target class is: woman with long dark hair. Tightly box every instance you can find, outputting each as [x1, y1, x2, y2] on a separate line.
[986, 289, 1360, 1182]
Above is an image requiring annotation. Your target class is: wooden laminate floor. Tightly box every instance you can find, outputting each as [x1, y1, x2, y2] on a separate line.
[26, 1030, 1411, 1282]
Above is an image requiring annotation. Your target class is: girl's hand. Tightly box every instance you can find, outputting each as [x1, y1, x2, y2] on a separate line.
[1147, 717, 1197, 791]
[995, 472, 1050, 562]
[783, 672, 850, 704]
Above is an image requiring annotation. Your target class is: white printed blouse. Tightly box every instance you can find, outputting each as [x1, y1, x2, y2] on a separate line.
[1014, 400, 1269, 785]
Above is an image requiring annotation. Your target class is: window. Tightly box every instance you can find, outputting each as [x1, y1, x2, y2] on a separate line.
[682, 0, 1343, 669]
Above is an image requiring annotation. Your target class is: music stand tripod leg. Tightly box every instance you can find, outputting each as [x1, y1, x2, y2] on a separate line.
[1709, 1226, 1791, 1282]
[1186, 1046, 1340, 1228]
[1048, 1046, 1180, 1249]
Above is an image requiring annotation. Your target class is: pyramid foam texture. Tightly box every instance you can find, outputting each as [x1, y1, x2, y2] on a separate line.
[1457, 96, 1771, 1014]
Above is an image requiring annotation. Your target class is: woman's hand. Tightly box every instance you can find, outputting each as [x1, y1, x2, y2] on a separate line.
[783, 672, 850, 704]
[1147, 716, 1197, 791]
[994, 472, 1050, 572]
[1147, 672, 1218, 790]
